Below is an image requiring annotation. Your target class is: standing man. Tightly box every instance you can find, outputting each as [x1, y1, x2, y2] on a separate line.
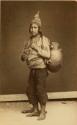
[21, 11, 50, 120]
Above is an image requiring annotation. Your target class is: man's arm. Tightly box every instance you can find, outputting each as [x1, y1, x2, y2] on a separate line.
[31, 38, 50, 59]
[37, 43, 50, 59]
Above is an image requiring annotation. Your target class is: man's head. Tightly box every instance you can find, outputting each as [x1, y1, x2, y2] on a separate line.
[29, 11, 42, 37]
[29, 23, 41, 36]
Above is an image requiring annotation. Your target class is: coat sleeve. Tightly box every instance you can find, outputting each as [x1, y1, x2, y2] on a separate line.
[38, 37, 50, 59]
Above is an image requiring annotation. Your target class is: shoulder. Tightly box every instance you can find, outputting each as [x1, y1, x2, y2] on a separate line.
[42, 35, 50, 45]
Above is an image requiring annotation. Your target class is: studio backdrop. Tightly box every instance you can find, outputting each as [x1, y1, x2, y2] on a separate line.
[0, 1, 77, 94]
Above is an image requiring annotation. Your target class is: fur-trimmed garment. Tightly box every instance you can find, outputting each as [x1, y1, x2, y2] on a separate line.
[22, 35, 50, 69]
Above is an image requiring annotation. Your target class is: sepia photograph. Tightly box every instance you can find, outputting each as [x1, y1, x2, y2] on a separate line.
[0, 0, 77, 125]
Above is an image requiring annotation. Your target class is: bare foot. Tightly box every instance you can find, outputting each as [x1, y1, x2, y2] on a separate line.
[21, 108, 34, 113]
[26, 111, 40, 117]
[37, 112, 46, 120]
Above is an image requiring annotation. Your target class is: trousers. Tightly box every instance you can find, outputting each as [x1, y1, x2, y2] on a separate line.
[26, 68, 48, 105]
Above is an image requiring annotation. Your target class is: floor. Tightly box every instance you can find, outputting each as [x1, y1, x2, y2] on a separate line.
[0, 101, 77, 125]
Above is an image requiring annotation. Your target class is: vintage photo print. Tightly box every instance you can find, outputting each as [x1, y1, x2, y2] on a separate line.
[0, 0, 77, 125]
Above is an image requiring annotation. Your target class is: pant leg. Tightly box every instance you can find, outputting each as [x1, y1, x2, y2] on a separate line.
[26, 69, 38, 105]
[35, 68, 48, 105]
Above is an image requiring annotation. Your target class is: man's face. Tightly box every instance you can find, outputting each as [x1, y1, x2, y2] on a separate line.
[30, 23, 39, 36]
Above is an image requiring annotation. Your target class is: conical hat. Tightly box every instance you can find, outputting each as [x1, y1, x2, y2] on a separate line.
[31, 11, 42, 27]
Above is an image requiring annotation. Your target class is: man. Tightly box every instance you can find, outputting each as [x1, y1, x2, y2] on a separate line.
[21, 11, 50, 120]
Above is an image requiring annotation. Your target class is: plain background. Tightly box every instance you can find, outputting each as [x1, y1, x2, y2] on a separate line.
[0, 1, 77, 94]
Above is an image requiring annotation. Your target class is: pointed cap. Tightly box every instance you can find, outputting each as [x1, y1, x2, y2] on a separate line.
[31, 11, 42, 27]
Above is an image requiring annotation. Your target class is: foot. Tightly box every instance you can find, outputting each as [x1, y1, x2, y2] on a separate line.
[37, 112, 46, 120]
[26, 111, 40, 117]
[21, 108, 34, 113]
